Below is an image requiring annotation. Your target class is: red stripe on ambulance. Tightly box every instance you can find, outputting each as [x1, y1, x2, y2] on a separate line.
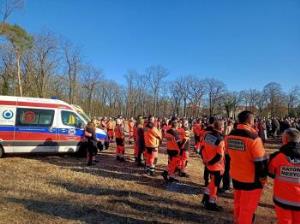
[0, 100, 72, 110]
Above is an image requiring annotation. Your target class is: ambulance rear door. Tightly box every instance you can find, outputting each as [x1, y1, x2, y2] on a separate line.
[0, 104, 16, 153]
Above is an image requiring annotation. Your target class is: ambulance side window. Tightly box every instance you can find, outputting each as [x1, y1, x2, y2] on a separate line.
[61, 111, 84, 128]
[16, 108, 54, 127]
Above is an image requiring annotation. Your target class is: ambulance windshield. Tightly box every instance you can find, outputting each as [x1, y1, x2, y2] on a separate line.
[71, 105, 91, 123]
[77, 110, 90, 123]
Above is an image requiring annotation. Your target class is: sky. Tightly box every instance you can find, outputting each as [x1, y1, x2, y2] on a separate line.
[9, 0, 300, 92]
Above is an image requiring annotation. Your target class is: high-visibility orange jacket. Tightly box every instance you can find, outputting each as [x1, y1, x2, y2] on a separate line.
[199, 126, 214, 153]
[114, 125, 124, 139]
[178, 127, 190, 148]
[202, 130, 225, 172]
[128, 121, 134, 133]
[268, 142, 300, 210]
[165, 128, 181, 151]
[225, 124, 267, 190]
[193, 123, 202, 136]
[144, 123, 162, 148]
[107, 121, 114, 130]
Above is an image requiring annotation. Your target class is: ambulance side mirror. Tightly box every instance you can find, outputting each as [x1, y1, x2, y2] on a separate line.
[76, 122, 84, 129]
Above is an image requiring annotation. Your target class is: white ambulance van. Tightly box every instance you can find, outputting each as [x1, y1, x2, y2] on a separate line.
[0, 96, 107, 157]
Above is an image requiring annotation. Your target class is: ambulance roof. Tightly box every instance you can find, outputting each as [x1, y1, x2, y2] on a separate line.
[0, 95, 72, 109]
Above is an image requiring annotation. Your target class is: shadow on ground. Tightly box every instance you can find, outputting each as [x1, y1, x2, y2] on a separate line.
[5, 197, 157, 224]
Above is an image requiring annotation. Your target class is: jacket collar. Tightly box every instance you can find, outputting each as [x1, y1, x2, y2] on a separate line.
[280, 142, 300, 159]
[237, 123, 257, 133]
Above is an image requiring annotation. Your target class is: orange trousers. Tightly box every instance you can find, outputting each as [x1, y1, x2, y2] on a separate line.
[108, 130, 114, 141]
[116, 145, 125, 156]
[207, 172, 222, 203]
[146, 148, 158, 171]
[275, 205, 300, 224]
[116, 138, 125, 157]
[168, 155, 180, 177]
[234, 189, 262, 224]
[179, 150, 189, 172]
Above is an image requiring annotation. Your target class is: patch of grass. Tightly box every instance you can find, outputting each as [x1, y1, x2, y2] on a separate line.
[0, 142, 277, 224]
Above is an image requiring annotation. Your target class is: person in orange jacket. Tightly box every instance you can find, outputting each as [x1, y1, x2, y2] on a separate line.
[193, 118, 203, 154]
[177, 119, 191, 177]
[128, 117, 135, 144]
[133, 115, 145, 166]
[220, 119, 234, 192]
[225, 111, 268, 224]
[144, 115, 162, 176]
[162, 120, 184, 182]
[200, 117, 215, 186]
[115, 118, 125, 162]
[268, 128, 300, 224]
[107, 118, 115, 143]
[201, 120, 225, 211]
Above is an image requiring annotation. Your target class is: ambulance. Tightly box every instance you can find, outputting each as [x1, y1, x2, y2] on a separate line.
[0, 96, 107, 157]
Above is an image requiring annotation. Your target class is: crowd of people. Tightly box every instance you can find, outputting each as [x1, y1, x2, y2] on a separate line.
[82, 111, 300, 224]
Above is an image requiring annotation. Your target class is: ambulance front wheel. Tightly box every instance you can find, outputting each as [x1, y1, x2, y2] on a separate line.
[0, 145, 4, 158]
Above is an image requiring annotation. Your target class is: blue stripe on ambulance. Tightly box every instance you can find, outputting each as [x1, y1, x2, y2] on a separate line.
[0, 126, 106, 139]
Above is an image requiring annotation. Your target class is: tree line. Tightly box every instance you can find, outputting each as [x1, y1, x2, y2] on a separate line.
[0, 0, 299, 119]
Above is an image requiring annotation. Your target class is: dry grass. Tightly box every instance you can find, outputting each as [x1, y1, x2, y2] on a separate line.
[0, 141, 278, 224]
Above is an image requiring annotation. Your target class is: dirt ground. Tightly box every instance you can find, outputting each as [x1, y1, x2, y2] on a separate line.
[0, 140, 278, 224]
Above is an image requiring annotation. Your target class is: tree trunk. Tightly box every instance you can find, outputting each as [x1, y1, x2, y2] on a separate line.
[16, 53, 23, 96]
[209, 94, 212, 117]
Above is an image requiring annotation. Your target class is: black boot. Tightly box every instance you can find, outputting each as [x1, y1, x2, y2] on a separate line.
[201, 194, 209, 206]
[162, 170, 169, 181]
[179, 171, 189, 178]
[168, 177, 179, 182]
[204, 202, 223, 211]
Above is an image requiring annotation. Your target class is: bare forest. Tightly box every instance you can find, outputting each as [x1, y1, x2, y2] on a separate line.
[0, 1, 299, 119]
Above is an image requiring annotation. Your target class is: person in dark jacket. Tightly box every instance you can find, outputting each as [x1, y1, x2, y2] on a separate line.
[85, 121, 98, 166]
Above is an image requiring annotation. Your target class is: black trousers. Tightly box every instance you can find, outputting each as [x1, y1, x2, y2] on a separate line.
[87, 141, 97, 163]
[204, 166, 209, 185]
[222, 154, 231, 190]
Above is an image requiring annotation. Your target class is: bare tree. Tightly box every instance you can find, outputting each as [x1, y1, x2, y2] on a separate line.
[81, 65, 103, 116]
[187, 76, 206, 117]
[223, 91, 242, 118]
[263, 82, 285, 117]
[62, 41, 82, 104]
[204, 78, 226, 117]
[0, 0, 23, 22]
[145, 65, 168, 115]
[0, 43, 15, 95]
[33, 32, 59, 97]
[287, 86, 300, 116]
[169, 81, 182, 116]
